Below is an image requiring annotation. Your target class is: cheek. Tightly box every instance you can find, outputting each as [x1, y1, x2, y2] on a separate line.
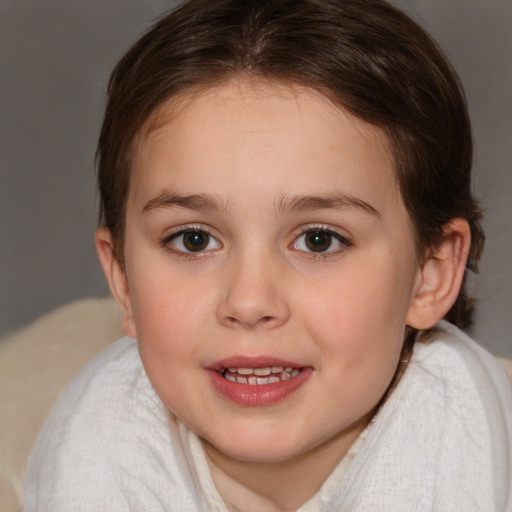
[301, 284, 406, 419]
[132, 277, 210, 410]
[128, 268, 214, 357]
[300, 259, 413, 372]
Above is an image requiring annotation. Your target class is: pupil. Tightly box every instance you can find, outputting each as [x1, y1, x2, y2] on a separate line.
[183, 231, 208, 252]
[305, 231, 331, 252]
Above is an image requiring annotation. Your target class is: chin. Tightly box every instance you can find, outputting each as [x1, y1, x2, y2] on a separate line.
[204, 426, 313, 464]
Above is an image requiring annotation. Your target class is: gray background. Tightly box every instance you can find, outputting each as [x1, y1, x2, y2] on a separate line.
[1, 0, 511, 357]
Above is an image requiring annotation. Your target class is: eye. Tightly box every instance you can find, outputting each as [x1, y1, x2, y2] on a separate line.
[293, 228, 349, 254]
[167, 229, 221, 253]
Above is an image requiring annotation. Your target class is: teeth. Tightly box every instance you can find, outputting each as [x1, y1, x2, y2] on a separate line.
[227, 366, 294, 375]
[222, 367, 302, 385]
[225, 373, 251, 385]
[254, 367, 271, 376]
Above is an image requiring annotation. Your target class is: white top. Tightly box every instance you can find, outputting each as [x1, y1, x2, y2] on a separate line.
[23, 321, 512, 511]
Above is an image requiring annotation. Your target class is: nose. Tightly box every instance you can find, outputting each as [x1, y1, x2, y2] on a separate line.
[216, 253, 291, 330]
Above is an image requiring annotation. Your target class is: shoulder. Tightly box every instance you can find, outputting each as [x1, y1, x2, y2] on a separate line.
[23, 338, 205, 511]
[409, 321, 512, 442]
[35, 336, 156, 430]
[413, 321, 512, 410]
[334, 323, 512, 511]
[407, 322, 512, 507]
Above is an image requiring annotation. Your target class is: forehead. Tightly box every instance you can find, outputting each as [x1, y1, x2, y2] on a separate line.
[129, 80, 401, 212]
[142, 80, 390, 150]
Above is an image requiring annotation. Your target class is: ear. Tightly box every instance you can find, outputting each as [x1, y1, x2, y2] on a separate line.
[95, 227, 137, 338]
[407, 218, 471, 330]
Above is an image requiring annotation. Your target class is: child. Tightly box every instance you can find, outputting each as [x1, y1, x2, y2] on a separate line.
[23, 0, 512, 510]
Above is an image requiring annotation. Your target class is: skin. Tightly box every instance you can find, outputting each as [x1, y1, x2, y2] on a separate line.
[97, 80, 470, 511]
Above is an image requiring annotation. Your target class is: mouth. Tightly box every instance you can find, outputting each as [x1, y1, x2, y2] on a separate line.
[208, 358, 312, 405]
[222, 366, 302, 385]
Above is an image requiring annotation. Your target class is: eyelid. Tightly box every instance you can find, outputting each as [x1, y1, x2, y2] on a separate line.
[292, 223, 351, 242]
[161, 224, 222, 256]
[290, 224, 352, 256]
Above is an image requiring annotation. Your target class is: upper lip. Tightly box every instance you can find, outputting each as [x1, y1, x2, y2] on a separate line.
[208, 356, 305, 372]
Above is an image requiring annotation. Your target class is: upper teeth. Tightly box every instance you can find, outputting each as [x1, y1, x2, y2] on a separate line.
[227, 366, 294, 375]
[223, 367, 300, 385]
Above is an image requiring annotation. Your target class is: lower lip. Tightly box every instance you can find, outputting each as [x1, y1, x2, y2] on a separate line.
[208, 367, 313, 406]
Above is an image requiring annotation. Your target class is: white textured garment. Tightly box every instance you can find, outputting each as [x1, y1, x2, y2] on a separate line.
[23, 321, 512, 511]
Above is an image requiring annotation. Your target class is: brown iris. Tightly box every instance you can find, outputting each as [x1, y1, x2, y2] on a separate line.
[182, 231, 210, 252]
[305, 231, 332, 252]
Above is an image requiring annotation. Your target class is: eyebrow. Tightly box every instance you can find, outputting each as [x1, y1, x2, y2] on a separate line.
[142, 190, 380, 217]
[274, 193, 380, 217]
[142, 191, 231, 214]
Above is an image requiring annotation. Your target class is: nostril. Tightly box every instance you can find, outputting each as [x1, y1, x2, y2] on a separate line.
[223, 314, 277, 329]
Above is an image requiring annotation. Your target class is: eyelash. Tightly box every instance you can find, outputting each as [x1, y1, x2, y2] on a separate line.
[291, 225, 352, 259]
[161, 225, 221, 258]
[160, 224, 352, 260]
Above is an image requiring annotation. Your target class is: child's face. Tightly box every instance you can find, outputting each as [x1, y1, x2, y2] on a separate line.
[119, 81, 421, 464]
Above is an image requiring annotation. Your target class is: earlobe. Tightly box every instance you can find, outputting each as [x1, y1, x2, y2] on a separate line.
[95, 227, 137, 338]
[407, 219, 471, 330]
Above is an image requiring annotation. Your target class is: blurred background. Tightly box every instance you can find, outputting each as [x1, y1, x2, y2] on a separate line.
[1, 0, 511, 356]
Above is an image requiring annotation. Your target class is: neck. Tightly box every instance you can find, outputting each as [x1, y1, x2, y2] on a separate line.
[203, 414, 370, 512]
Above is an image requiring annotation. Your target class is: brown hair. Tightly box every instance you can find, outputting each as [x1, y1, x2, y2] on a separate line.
[97, 0, 484, 331]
